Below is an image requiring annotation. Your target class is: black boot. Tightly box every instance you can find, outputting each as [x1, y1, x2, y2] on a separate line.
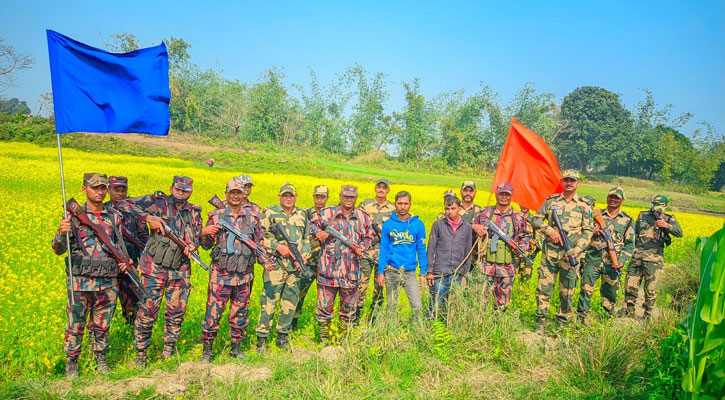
[95, 351, 110, 373]
[276, 333, 290, 351]
[161, 343, 175, 361]
[65, 357, 79, 379]
[291, 318, 299, 331]
[200, 340, 213, 363]
[230, 342, 245, 359]
[134, 351, 147, 367]
[256, 336, 267, 354]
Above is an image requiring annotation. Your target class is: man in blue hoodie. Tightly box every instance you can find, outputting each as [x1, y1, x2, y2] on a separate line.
[376, 191, 428, 315]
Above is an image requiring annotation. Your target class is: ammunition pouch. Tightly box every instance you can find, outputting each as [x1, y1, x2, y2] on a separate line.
[210, 240, 253, 273]
[66, 256, 119, 278]
[145, 235, 188, 269]
[485, 240, 514, 265]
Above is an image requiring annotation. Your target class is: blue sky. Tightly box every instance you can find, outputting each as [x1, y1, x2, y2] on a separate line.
[1, 1, 723, 134]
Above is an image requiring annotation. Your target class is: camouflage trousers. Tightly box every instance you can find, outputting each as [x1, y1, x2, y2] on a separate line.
[357, 254, 384, 314]
[485, 273, 515, 309]
[535, 251, 579, 322]
[202, 273, 253, 343]
[624, 260, 661, 313]
[577, 260, 620, 317]
[66, 286, 118, 358]
[134, 273, 191, 352]
[118, 273, 139, 324]
[516, 246, 540, 283]
[316, 283, 358, 323]
[255, 265, 300, 337]
[294, 260, 318, 320]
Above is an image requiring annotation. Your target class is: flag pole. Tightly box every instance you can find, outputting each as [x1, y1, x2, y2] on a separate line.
[56, 132, 74, 306]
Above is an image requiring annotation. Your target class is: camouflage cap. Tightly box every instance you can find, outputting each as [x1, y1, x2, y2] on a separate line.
[652, 194, 668, 206]
[109, 176, 127, 188]
[375, 178, 390, 187]
[173, 175, 193, 191]
[496, 182, 513, 194]
[561, 169, 580, 180]
[608, 186, 625, 199]
[443, 189, 456, 198]
[238, 174, 254, 186]
[313, 185, 329, 196]
[279, 183, 297, 196]
[341, 185, 358, 197]
[461, 180, 476, 190]
[226, 176, 245, 192]
[84, 173, 108, 187]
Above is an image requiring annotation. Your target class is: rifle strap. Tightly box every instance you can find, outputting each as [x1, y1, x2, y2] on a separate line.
[110, 219, 130, 259]
[69, 217, 90, 257]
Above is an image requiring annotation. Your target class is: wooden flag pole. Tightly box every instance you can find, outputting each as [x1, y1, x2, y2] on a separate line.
[56, 132, 74, 306]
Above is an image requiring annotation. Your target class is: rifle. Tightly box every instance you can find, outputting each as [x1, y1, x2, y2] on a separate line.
[481, 219, 534, 264]
[66, 198, 151, 301]
[159, 221, 210, 272]
[208, 195, 277, 266]
[324, 225, 376, 263]
[121, 225, 145, 251]
[593, 209, 623, 293]
[549, 206, 579, 268]
[271, 222, 314, 279]
[653, 210, 672, 246]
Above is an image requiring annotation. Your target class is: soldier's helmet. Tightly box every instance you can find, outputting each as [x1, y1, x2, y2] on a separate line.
[84, 173, 108, 187]
[652, 194, 668, 206]
[461, 180, 476, 190]
[496, 182, 513, 194]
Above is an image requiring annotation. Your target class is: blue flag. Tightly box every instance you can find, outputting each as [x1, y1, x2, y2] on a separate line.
[47, 30, 170, 136]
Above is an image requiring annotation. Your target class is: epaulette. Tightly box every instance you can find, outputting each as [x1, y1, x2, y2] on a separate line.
[619, 210, 633, 221]
[190, 204, 201, 212]
[152, 191, 167, 199]
[546, 194, 560, 200]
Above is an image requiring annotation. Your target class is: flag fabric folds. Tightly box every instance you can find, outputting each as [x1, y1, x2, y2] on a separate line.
[47, 30, 170, 136]
[491, 118, 563, 210]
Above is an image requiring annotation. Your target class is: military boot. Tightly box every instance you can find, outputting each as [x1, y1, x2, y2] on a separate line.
[291, 318, 299, 331]
[319, 320, 332, 346]
[256, 336, 267, 354]
[230, 342, 246, 359]
[200, 340, 213, 364]
[95, 351, 110, 374]
[534, 318, 546, 335]
[618, 305, 635, 318]
[338, 321, 351, 345]
[276, 333, 291, 351]
[161, 343, 175, 361]
[134, 351, 147, 367]
[65, 357, 79, 380]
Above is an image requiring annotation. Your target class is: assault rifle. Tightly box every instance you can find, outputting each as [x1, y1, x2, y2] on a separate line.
[593, 209, 623, 293]
[653, 210, 672, 247]
[208, 195, 276, 266]
[66, 198, 150, 301]
[324, 225, 376, 263]
[272, 222, 314, 279]
[121, 225, 146, 251]
[481, 219, 534, 264]
[159, 221, 210, 272]
[549, 206, 579, 268]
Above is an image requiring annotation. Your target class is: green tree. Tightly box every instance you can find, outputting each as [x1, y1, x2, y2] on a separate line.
[0, 97, 31, 114]
[344, 65, 389, 154]
[504, 82, 561, 145]
[399, 79, 439, 167]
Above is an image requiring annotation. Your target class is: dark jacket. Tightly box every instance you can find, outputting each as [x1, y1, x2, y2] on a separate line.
[426, 217, 473, 276]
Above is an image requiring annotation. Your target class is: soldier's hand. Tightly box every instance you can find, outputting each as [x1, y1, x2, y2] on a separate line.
[315, 231, 329, 242]
[183, 243, 197, 257]
[419, 275, 426, 290]
[118, 262, 130, 273]
[461, 275, 467, 288]
[350, 244, 364, 256]
[426, 273, 435, 287]
[276, 244, 293, 258]
[472, 224, 487, 237]
[58, 216, 72, 235]
[548, 230, 563, 245]
[202, 225, 221, 236]
[655, 219, 668, 229]
[264, 262, 275, 271]
[593, 226, 604, 236]
[376, 273, 385, 288]
[146, 216, 165, 234]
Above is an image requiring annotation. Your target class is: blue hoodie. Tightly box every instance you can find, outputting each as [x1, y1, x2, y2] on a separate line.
[377, 213, 428, 274]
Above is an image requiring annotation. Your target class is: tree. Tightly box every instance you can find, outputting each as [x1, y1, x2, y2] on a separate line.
[0, 38, 35, 92]
[504, 82, 562, 144]
[344, 65, 389, 154]
[399, 79, 439, 166]
[0, 97, 31, 114]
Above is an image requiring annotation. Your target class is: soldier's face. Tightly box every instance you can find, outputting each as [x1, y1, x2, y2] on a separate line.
[83, 184, 108, 204]
[444, 203, 461, 220]
[313, 194, 328, 208]
[109, 185, 127, 203]
[170, 186, 192, 201]
[496, 192, 512, 206]
[606, 195, 623, 208]
[395, 196, 411, 217]
[226, 189, 243, 207]
[243, 184, 252, 199]
[375, 183, 390, 198]
[461, 187, 476, 202]
[279, 192, 297, 209]
[561, 178, 579, 192]
[340, 194, 357, 209]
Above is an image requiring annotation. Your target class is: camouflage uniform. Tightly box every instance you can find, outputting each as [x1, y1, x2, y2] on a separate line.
[116, 176, 203, 357]
[356, 194, 394, 320]
[624, 195, 683, 316]
[256, 185, 312, 341]
[294, 205, 323, 324]
[532, 173, 593, 323]
[517, 212, 543, 283]
[106, 176, 149, 325]
[52, 174, 121, 370]
[310, 187, 374, 342]
[576, 188, 635, 318]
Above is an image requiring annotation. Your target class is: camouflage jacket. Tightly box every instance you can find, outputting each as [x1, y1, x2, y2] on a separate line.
[52, 202, 122, 291]
[310, 205, 374, 288]
[262, 204, 312, 273]
[357, 198, 394, 250]
[585, 208, 635, 267]
[533, 193, 593, 255]
[632, 210, 683, 264]
[201, 203, 263, 285]
[475, 206, 530, 267]
[524, 213, 545, 252]
[306, 207, 324, 264]
[106, 200, 149, 261]
[437, 203, 483, 224]
[116, 192, 203, 279]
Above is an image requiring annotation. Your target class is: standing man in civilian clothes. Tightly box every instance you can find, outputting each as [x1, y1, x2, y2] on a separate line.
[116, 176, 203, 364]
[310, 185, 374, 345]
[472, 182, 529, 310]
[376, 191, 428, 318]
[426, 196, 473, 320]
[106, 176, 149, 325]
[355, 178, 395, 323]
[292, 184, 329, 331]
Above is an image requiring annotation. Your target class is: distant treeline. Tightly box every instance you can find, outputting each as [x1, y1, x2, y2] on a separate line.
[1, 33, 723, 192]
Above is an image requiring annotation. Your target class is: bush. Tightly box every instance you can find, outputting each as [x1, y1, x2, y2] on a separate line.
[658, 251, 700, 312]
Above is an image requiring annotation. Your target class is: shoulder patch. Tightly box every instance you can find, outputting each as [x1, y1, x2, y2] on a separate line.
[153, 191, 167, 199]
[619, 210, 632, 221]
[547, 194, 559, 199]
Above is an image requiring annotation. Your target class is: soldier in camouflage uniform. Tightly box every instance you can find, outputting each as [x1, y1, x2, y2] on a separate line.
[106, 176, 149, 325]
[623, 194, 683, 318]
[199, 176, 270, 362]
[576, 187, 635, 322]
[517, 205, 543, 284]
[116, 176, 203, 364]
[52, 173, 130, 378]
[310, 185, 374, 345]
[256, 183, 312, 352]
[532, 170, 593, 330]
[292, 185, 329, 331]
[472, 182, 529, 310]
[356, 178, 395, 322]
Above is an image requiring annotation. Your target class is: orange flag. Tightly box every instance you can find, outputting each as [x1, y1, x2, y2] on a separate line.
[491, 118, 562, 211]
